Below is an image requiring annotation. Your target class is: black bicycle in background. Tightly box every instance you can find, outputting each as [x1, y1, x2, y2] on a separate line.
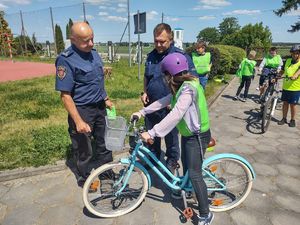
[259, 68, 290, 133]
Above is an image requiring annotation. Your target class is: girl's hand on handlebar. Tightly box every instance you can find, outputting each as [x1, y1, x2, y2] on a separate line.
[141, 132, 154, 145]
[130, 112, 142, 122]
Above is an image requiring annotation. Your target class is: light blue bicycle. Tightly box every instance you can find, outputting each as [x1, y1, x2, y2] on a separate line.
[82, 118, 255, 219]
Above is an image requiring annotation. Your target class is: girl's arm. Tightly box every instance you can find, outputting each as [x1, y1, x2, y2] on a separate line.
[139, 94, 172, 116]
[148, 85, 193, 138]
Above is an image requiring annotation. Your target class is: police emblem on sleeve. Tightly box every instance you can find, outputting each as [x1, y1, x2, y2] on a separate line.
[57, 66, 67, 80]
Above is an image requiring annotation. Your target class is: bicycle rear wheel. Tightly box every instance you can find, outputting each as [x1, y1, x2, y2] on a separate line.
[204, 158, 253, 212]
[82, 162, 148, 218]
[261, 97, 273, 133]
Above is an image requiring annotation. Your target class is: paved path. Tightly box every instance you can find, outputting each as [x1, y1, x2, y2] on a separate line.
[0, 77, 299, 225]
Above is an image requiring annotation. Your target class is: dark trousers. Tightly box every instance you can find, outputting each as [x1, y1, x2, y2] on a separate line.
[145, 108, 180, 161]
[236, 75, 252, 99]
[181, 130, 211, 217]
[68, 101, 112, 178]
[199, 74, 209, 90]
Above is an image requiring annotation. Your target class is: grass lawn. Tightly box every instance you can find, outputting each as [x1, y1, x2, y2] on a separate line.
[0, 58, 228, 170]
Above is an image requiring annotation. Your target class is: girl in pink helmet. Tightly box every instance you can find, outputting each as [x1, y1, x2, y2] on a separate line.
[132, 52, 214, 225]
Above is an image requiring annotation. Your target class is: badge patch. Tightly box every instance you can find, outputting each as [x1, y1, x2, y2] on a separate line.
[57, 66, 67, 80]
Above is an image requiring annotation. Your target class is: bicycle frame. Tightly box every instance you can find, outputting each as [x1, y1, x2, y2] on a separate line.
[116, 138, 256, 197]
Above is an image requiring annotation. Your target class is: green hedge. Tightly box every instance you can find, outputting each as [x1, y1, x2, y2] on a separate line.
[211, 45, 246, 75]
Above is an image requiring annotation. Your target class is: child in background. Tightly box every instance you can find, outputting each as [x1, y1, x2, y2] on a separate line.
[234, 50, 257, 102]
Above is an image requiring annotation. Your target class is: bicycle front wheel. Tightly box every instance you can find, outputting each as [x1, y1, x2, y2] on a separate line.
[262, 97, 273, 133]
[82, 162, 149, 218]
[204, 158, 253, 212]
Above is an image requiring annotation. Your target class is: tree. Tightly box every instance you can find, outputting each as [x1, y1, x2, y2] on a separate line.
[196, 27, 220, 44]
[219, 17, 240, 37]
[222, 22, 272, 51]
[55, 24, 65, 54]
[0, 11, 13, 56]
[274, 0, 300, 32]
[66, 18, 73, 39]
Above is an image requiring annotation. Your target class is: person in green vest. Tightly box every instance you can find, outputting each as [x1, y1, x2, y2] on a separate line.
[192, 40, 212, 89]
[131, 53, 214, 225]
[278, 45, 300, 127]
[258, 47, 283, 98]
[233, 50, 257, 102]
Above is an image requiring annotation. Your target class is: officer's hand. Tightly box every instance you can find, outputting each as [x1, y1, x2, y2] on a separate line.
[76, 121, 91, 133]
[131, 112, 142, 122]
[141, 93, 149, 106]
[105, 99, 113, 109]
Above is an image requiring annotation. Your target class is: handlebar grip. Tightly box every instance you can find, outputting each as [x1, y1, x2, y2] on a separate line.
[131, 115, 139, 123]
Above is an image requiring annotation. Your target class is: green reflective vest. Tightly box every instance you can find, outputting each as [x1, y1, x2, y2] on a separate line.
[192, 52, 211, 75]
[170, 79, 210, 136]
[265, 54, 281, 68]
[283, 58, 300, 91]
[240, 58, 257, 76]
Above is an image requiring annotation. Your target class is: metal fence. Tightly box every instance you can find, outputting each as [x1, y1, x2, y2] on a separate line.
[4, 1, 134, 60]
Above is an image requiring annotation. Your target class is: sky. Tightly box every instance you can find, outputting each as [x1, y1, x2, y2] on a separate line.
[1, 0, 300, 43]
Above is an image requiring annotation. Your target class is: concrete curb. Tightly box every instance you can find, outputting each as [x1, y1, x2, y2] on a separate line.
[0, 77, 235, 182]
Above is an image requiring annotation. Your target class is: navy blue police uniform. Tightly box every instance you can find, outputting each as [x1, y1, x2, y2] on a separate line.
[55, 44, 112, 181]
[144, 44, 196, 164]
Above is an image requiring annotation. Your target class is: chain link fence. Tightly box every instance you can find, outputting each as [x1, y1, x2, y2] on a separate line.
[3, 1, 144, 61]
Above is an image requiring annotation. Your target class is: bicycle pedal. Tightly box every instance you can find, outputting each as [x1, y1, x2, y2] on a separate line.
[183, 207, 194, 219]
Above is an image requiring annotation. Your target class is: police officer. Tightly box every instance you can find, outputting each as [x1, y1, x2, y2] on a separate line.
[55, 22, 113, 186]
[141, 23, 196, 172]
[191, 40, 212, 89]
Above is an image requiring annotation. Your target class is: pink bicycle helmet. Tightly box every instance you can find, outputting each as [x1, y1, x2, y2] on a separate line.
[161, 53, 188, 76]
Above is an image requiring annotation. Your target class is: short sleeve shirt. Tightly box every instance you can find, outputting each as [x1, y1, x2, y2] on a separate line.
[55, 45, 107, 106]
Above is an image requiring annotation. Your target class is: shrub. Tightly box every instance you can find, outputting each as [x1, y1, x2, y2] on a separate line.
[186, 44, 245, 76]
[214, 45, 246, 73]
[211, 45, 245, 75]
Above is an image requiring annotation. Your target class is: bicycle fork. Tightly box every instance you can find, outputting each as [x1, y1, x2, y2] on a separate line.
[270, 97, 278, 117]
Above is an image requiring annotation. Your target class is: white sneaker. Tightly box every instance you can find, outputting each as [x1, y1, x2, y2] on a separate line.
[198, 212, 214, 225]
[233, 96, 239, 101]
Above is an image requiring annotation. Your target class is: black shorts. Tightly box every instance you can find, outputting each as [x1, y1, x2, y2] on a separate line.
[281, 90, 300, 104]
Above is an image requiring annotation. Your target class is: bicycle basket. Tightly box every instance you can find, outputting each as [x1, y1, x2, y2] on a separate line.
[104, 116, 127, 151]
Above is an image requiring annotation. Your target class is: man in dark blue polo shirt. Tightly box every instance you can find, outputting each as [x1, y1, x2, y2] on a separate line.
[141, 23, 196, 172]
[55, 22, 113, 186]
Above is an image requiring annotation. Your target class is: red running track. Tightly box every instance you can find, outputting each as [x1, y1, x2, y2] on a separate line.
[0, 60, 56, 83]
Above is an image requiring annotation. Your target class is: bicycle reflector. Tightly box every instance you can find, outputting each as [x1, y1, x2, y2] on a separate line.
[212, 199, 224, 206]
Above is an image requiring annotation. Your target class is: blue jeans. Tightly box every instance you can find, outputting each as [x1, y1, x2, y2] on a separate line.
[199, 74, 209, 89]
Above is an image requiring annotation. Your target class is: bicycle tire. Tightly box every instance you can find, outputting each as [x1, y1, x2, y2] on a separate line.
[261, 97, 273, 133]
[203, 158, 253, 212]
[82, 162, 148, 218]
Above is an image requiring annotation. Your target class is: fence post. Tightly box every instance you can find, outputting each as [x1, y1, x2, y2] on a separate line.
[82, 2, 86, 22]
[127, 0, 131, 67]
[50, 7, 57, 56]
[20, 10, 27, 55]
